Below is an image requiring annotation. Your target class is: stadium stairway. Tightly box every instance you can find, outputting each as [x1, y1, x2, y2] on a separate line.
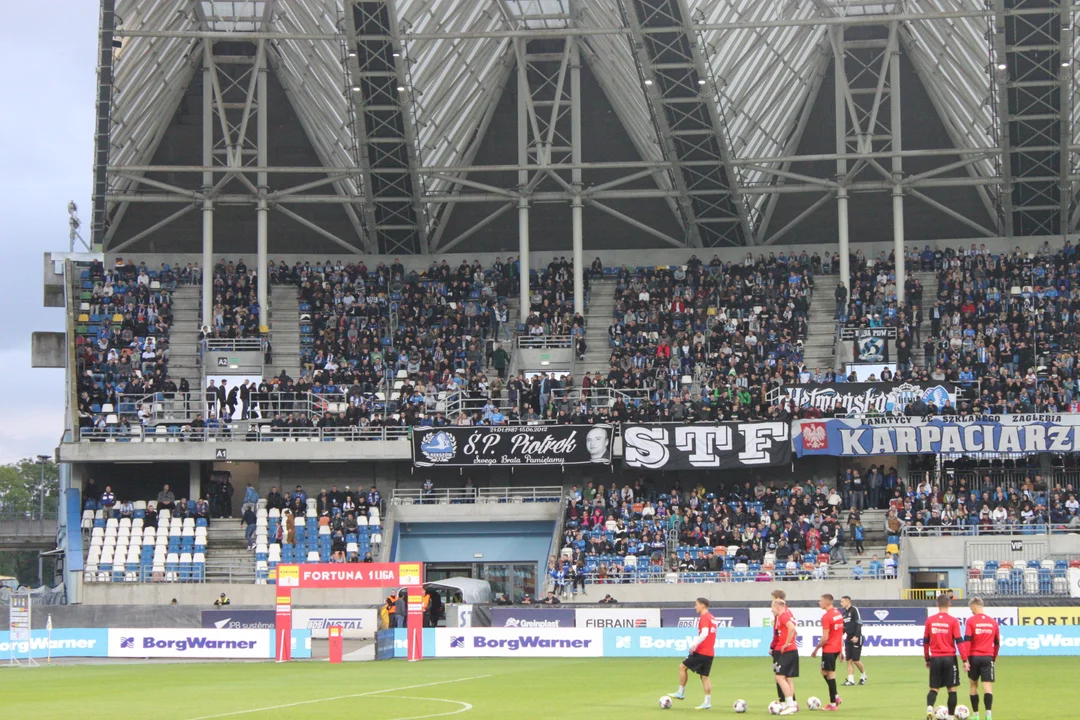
[269, 290, 301, 379]
[578, 278, 618, 378]
[203, 524, 256, 583]
[803, 274, 839, 371]
[168, 287, 202, 392]
[911, 270, 937, 369]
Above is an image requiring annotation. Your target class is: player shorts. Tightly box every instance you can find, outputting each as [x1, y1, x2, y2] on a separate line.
[928, 656, 960, 689]
[967, 656, 996, 682]
[845, 638, 862, 662]
[683, 652, 713, 677]
[772, 650, 800, 678]
[820, 652, 840, 672]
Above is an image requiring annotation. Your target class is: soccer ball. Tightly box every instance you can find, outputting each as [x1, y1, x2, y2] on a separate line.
[658, 696, 673, 709]
[955, 705, 971, 720]
[768, 701, 784, 715]
[934, 706, 950, 720]
[807, 696, 822, 710]
[733, 699, 748, 713]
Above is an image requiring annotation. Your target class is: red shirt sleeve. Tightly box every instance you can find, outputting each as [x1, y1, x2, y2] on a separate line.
[923, 617, 933, 662]
[955, 616, 967, 661]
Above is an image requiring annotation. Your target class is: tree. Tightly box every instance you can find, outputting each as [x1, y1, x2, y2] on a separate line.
[0, 458, 60, 516]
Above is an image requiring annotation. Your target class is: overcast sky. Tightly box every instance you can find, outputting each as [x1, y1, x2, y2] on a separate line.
[0, 4, 97, 463]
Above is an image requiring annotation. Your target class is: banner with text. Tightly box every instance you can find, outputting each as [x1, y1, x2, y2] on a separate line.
[777, 382, 955, 416]
[292, 608, 379, 639]
[434, 628, 603, 657]
[0, 629, 109, 659]
[489, 608, 576, 629]
[107, 628, 311, 659]
[201, 610, 275, 630]
[412, 425, 613, 467]
[604, 628, 772, 657]
[794, 417, 1080, 457]
[575, 608, 661, 629]
[622, 423, 790, 470]
[661, 608, 750, 628]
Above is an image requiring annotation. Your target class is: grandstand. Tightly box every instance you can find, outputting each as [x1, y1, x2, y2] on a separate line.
[22, 0, 1080, 618]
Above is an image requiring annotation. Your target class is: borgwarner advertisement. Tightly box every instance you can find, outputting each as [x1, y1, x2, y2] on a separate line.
[412, 424, 613, 467]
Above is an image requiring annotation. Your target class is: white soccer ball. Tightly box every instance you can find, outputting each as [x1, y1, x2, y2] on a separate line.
[658, 696, 673, 709]
[768, 701, 784, 715]
[934, 706, 950, 720]
[733, 699, 748, 713]
[954, 705, 971, 720]
[807, 696, 822, 710]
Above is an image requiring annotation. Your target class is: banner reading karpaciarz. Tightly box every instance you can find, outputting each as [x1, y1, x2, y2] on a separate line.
[412, 424, 613, 467]
[622, 422, 790, 470]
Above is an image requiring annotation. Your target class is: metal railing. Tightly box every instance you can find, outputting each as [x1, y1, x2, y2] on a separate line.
[573, 566, 894, 585]
[82, 558, 256, 584]
[205, 338, 264, 352]
[79, 425, 413, 443]
[901, 523, 1079, 538]
[391, 485, 563, 504]
[516, 335, 572, 349]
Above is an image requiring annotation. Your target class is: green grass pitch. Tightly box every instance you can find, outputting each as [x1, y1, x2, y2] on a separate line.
[0, 656, 1072, 719]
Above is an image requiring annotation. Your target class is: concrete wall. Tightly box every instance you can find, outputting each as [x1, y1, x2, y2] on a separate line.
[31, 331, 66, 369]
[902, 534, 1080, 569]
[562, 579, 903, 604]
[392, 502, 560, 525]
[80, 583, 389, 607]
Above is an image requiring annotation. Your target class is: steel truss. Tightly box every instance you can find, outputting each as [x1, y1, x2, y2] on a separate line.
[94, 1, 1080, 253]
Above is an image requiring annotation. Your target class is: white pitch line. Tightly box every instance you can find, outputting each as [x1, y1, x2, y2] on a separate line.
[384, 695, 473, 720]
[183, 675, 491, 720]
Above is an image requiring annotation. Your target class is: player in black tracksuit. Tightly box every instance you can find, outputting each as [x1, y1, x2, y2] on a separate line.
[840, 596, 867, 685]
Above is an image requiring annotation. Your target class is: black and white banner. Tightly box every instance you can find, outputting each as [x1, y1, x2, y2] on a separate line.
[622, 423, 791, 471]
[412, 424, 613, 467]
[775, 382, 955, 416]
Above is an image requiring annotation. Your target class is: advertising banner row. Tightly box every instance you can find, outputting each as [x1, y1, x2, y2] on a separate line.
[0, 628, 312, 660]
[202, 608, 379, 639]
[380, 627, 1080, 658]
[412, 414, 1079, 468]
[489, 606, 1080, 629]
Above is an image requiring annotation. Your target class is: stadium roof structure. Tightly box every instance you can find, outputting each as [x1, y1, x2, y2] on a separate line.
[93, 0, 1080, 255]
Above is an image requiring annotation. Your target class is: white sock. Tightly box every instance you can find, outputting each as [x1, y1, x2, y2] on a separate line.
[847, 675, 854, 683]
[861, 673, 867, 679]
[678, 685, 685, 694]
[786, 697, 795, 706]
[704, 695, 711, 705]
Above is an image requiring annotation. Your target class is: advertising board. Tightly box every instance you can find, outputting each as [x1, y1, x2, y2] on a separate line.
[1018, 608, 1080, 625]
[576, 608, 661, 629]
[604, 628, 772, 658]
[201, 610, 276, 630]
[0, 629, 109, 659]
[489, 608, 576, 628]
[661, 608, 750, 628]
[107, 628, 311, 659]
[434, 628, 603, 657]
[291, 608, 379, 639]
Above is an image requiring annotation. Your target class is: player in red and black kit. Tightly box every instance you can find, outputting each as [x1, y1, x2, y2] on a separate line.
[924, 594, 966, 720]
[672, 597, 716, 710]
[810, 593, 845, 711]
[963, 597, 1001, 720]
[771, 597, 800, 715]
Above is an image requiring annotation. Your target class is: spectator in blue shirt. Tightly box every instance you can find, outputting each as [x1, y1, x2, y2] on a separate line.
[851, 560, 865, 580]
[241, 484, 259, 515]
[368, 486, 381, 510]
[100, 486, 116, 511]
[868, 555, 884, 578]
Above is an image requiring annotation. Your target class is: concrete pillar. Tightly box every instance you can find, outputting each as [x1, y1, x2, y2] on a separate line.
[570, 35, 584, 316]
[890, 31, 906, 305]
[834, 27, 850, 297]
[201, 44, 215, 330]
[190, 461, 202, 503]
[517, 47, 531, 320]
[257, 46, 269, 331]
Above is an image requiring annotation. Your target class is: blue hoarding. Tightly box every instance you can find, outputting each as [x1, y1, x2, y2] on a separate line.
[859, 608, 927, 625]
[661, 608, 750, 628]
[0, 628, 109, 659]
[1000, 627, 1080, 656]
[603, 628, 773, 658]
